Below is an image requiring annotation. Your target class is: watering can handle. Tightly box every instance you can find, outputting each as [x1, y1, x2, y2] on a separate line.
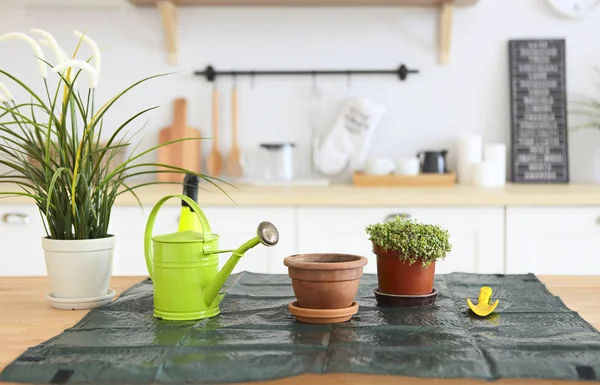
[144, 194, 212, 280]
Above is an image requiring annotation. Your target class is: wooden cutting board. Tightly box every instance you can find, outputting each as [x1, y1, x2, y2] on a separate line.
[157, 98, 202, 183]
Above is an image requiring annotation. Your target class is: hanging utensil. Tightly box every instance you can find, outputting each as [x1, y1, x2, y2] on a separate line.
[176, 99, 202, 178]
[157, 126, 173, 182]
[206, 84, 223, 177]
[226, 80, 243, 178]
[157, 99, 200, 182]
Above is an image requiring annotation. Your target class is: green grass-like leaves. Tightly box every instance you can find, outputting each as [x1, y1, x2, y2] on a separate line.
[0, 65, 224, 240]
[569, 69, 600, 132]
[365, 216, 452, 268]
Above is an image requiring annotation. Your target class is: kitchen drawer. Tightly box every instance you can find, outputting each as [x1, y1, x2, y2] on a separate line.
[506, 207, 600, 275]
[110, 205, 297, 275]
[0, 205, 47, 276]
[297, 207, 505, 275]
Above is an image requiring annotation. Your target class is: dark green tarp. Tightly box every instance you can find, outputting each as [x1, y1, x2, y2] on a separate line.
[2, 273, 600, 384]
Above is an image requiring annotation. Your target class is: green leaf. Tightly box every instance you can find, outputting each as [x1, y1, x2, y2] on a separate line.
[46, 167, 68, 215]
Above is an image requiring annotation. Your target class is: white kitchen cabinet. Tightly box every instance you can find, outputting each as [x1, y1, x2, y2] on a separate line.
[506, 207, 600, 275]
[0, 205, 47, 276]
[297, 207, 505, 275]
[110, 205, 297, 276]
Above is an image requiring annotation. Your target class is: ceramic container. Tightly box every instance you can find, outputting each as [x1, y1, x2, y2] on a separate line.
[373, 243, 435, 295]
[365, 158, 395, 175]
[418, 150, 448, 174]
[395, 157, 420, 176]
[42, 236, 115, 299]
[283, 253, 367, 309]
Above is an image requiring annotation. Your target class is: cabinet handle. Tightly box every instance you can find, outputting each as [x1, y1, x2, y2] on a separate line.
[597, 216, 600, 226]
[385, 213, 411, 222]
[2, 213, 31, 225]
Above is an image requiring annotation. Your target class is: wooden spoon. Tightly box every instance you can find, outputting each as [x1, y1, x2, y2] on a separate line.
[206, 84, 223, 177]
[157, 127, 173, 182]
[226, 84, 243, 178]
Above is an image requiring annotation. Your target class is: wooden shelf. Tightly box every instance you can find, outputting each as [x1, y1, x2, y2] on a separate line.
[158, 0, 178, 65]
[135, 0, 478, 65]
[131, 0, 476, 5]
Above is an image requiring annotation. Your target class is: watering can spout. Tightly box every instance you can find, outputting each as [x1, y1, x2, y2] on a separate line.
[203, 221, 279, 307]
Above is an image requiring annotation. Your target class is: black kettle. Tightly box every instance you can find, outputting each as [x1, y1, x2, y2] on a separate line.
[418, 150, 448, 174]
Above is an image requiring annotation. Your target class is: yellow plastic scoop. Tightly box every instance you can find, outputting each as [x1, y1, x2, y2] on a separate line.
[467, 286, 499, 317]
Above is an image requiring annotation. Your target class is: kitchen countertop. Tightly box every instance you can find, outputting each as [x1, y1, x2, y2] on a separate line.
[1, 182, 600, 207]
[1, 276, 599, 385]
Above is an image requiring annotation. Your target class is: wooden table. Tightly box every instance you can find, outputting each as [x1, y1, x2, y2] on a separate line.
[1, 276, 599, 385]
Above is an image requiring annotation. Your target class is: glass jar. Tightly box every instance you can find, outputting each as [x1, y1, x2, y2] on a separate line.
[259, 143, 295, 181]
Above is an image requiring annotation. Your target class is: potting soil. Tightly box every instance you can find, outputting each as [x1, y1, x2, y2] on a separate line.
[2, 272, 600, 384]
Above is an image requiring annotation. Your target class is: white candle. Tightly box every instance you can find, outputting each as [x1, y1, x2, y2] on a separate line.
[457, 135, 483, 185]
[484, 143, 507, 186]
[473, 162, 499, 188]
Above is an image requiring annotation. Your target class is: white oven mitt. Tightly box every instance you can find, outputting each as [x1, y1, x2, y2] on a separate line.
[317, 97, 386, 176]
[317, 127, 354, 176]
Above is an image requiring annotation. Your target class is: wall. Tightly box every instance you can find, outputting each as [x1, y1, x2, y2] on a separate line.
[1, 0, 600, 182]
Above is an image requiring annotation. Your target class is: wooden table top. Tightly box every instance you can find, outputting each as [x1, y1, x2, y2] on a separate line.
[1, 276, 599, 385]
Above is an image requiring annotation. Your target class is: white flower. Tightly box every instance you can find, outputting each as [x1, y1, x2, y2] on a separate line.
[30, 29, 68, 65]
[0, 32, 47, 78]
[0, 82, 13, 101]
[73, 30, 101, 76]
[52, 60, 99, 88]
[39, 40, 69, 65]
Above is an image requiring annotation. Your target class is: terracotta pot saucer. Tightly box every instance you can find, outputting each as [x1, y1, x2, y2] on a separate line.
[288, 301, 359, 324]
[374, 288, 439, 307]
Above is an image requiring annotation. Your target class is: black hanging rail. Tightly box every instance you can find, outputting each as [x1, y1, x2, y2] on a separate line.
[194, 64, 419, 82]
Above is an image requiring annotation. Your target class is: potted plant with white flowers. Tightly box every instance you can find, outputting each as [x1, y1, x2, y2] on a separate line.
[0, 30, 222, 306]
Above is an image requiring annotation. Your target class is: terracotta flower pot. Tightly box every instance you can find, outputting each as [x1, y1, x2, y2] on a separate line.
[283, 253, 368, 309]
[373, 243, 435, 295]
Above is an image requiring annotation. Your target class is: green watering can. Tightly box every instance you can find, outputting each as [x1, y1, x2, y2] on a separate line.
[144, 176, 279, 321]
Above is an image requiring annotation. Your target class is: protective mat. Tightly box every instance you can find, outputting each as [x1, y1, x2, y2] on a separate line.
[2, 273, 600, 384]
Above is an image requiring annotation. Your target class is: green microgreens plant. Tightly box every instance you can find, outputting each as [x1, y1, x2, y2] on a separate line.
[0, 29, 226, 240]
[365, 216, 452, 268]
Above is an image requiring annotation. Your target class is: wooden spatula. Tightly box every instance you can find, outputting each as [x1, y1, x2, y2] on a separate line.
[226, 84, 243, 178]
[206, 85, 223, 177]
[157, 127, 174, 182]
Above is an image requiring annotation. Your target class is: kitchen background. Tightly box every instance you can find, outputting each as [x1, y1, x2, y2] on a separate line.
[1, 0, 599, 182]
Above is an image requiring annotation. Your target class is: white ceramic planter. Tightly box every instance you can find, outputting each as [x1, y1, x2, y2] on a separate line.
[42, 236, 115, 299]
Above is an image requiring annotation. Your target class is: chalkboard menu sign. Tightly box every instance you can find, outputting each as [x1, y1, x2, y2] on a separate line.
[509, 39, 569, 183]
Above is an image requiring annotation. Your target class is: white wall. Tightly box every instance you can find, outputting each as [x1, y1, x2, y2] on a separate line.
[1, 0, 600, 182]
